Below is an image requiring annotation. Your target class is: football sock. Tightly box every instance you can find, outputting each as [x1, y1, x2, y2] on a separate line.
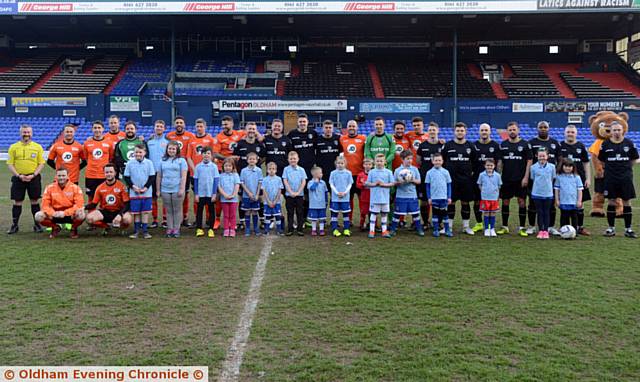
[473, 202, 482, 223]
[12, 205, 22, 226]
[607, 205, 616, 228]
[31, 204, 40, 223]
[369, 214, 377, 232]
[343, 216, 350, 230]
[501, 204, 509, 226]
[447, 204, 455, 220]
[252, 214, 259, 232]
[461, 203, 471, 220]
[623, 206, 632, 229]
[331, 212, 339, 230]
[381, 215, 388, 232]
[421, 204, 430, 226]
[577, 208, 585, 228]
[519, 206, 527, 228]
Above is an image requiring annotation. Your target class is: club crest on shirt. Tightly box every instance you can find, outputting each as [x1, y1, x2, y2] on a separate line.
[576, 148, 582, 154]
[62, 152, 73, 162]
[623, 146, 629, 152]
[489, 147, 494, 152]
[106, 194, 117, 205]
[517, 146, 523, 152]
[466, 148, 471, 154]
[308, 134, 313, 139]
[93, 148, 104, 159]
[347, 144, 356, 153]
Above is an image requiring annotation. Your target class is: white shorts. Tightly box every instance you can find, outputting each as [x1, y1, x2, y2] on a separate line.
[369, 203, 390, 214]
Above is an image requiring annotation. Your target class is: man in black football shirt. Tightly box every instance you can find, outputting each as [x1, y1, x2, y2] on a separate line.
[472, 123, 501, 232]
[598, 122, 639, 238]
[497, 122, 532, 236]
[416, 122, 444, 227]
[287, 113, 317, 223]
[559, 124, 591, 236]
[315, 120, 342, 183]
[443, 122, 477, 235]
[263, 119, 292, 177]
[528, 121, 562, 235]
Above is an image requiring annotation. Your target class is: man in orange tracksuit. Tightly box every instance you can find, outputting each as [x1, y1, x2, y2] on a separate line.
[35, 167, 85, 239]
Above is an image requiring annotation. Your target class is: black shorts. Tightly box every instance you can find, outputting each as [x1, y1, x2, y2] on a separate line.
[100, 209, 120, 224]
[582, 187, 591, 202]
[500, 181, 527, 200]
[451, 179, 475, 202]
[85, 178, 105, 198]
[10, 174, 42, 201]
[51, 216, 74, 224]
[418, 182, 428, 202]
[604, 176, 636, 201]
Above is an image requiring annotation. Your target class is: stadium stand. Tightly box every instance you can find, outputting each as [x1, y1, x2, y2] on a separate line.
[36, 55, 128, 94]
[283, 61, 375, 98]
[0, 54, 60, 93]
[109, 58, 171, 96]
[500, 60, 562, 98]
[559, 72, 637, 99]
[377, 62, 495, 98]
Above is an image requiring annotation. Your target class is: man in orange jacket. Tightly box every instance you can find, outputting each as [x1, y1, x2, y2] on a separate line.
[35, 167, 86, 239]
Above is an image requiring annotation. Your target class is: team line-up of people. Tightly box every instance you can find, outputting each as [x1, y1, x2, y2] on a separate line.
[6, 114, 639, 239]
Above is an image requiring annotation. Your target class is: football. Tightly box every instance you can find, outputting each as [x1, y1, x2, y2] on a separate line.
[398, 169, 413, 183]
[559, 225, 577, 240]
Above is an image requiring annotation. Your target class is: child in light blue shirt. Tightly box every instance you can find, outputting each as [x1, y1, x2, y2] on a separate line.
[364, 154, 395, 238]
[329, 156, 353, 237]
[554, 158, 583, 232]
[307, 166, 329, 236]
[530, 148, 556, 239]
[391, 150, 424, 236]
[425, 153, 452, 237]
[476, 158, 502, 236]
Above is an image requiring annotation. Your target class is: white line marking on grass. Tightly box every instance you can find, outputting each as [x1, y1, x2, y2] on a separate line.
[218, 235, 274, 382]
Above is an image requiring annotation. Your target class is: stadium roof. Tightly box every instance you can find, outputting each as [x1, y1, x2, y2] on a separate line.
[0, 12, 638, 41]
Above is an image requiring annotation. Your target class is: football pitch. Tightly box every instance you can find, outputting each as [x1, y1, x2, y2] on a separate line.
[1, 166, 639, 381]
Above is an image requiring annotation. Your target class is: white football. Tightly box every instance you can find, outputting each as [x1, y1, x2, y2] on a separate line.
[559, 225, 577, 239]
[399, 169, 413, 183]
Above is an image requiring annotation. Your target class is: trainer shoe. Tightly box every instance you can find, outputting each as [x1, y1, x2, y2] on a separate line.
[536, 231, 544, 239]
[368, 231, 376, 239]
[285, 231, 293, 236]
[143, 232, 153, 239]
[445, 229, 454, 238]
[333, 229, 342, 237]
[484, 229, 491, 237]
[296, 230, 304, 236]
[432, 229, 440, 238]
[472, 222, 484, 232]
[543, 231, 550, 239]
[388, 230, 397, 237]
[128, 232, 139, 239]
[161, 221, 168, 229]
[244, 230, 251, 237]
[382, 230, 391, 238]
[518, 228, 528, 237]
[150, 221, 159, 229]
[230, 229, 236, 237]
[49, 225, 61, 239]
[33, 224, 43, 233]
[604, 227, 616, 237]
[213, 220, 220, 230]
[624, 229, 638, 238]
[439, 227, 446, 235]
[7, 224, 19, 234]
[223, 229, 229, 237]
[496, 226, 509, 235]
[208, 229, 215, 238]
[343, 229, 351, 237]
[526, 226, 536, 235]
[196, 229, 205, 237]
[319, 230, 326, 236]
[70, 228, 79, 239]
[416, 229, 425, 237]
[490, 229, 497, 237]
[578, 227, 591, 236]
[463, 227, 475, 235]
[311, 230, 318, 236]
[548, 227, 561, 236]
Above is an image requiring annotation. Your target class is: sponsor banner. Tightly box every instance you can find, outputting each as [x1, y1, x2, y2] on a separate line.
[11, 96, 87, 107]
[458, 102, 512, 113]
[623, 99, 640, 110]
[512, 102, 544, 112]
[219, 99, 347, 111]
[544, 101, 587, 112]
[264, 60, 291, 72]
[110, 96, 140, 112]
[586, 100, 625, 111]
[0, 97, 5, 107]
[0, 0, 17, 14]
[0, 366, 208, 382]
[16, 0, 539, 14]
[359, 102, 430, 113]
[538, 0, 632, 9]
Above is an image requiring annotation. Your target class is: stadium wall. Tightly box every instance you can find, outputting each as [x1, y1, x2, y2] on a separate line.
[1, 94, 639, 129]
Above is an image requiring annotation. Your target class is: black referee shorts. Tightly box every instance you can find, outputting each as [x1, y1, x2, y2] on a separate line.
[500, 181, 527, 200]
[10, 174, 42, 201]
[604, 176, 636, 201]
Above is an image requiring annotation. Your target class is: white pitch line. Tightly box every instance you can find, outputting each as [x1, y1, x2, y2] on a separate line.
[218, 235, 274, 382]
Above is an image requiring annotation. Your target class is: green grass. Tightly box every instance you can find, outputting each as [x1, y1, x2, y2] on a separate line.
[1, 166, 639, 380]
